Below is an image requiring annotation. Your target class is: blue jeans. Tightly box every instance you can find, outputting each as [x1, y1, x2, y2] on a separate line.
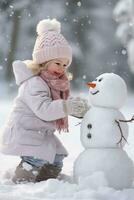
[21, 154, 65, 168]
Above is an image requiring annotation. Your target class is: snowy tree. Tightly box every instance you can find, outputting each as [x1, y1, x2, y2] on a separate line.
[0, 0, 132, 91]
[0, 0, 44, 81]
[114, 0, 134, 87]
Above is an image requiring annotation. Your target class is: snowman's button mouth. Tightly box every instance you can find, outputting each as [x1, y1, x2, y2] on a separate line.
[91, 90, 99, 95]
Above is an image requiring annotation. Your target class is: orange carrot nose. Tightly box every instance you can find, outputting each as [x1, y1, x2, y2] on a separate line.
[86, 82, 96, 88]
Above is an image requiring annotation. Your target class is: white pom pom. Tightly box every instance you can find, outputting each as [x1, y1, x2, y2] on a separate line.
[36, 18, 61, 35]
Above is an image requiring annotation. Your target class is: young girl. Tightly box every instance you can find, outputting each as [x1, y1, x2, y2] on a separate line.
[1, 19, 89, 183]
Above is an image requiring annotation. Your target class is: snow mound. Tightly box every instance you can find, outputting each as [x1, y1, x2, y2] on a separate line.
[0, 170, 134, 200]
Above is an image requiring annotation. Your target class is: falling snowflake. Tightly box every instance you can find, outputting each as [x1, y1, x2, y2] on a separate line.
[77, 1, 81, 7]
[9, 5, 14, 9]
[83, 75, 87, 80]
[9, 11, 14, 17]
[88, 20, 91, 24]
[129, 22, 134, 27]
[122, 49, 127, 55]
[66, 2, 69, 6]
[0, 66, 3, 70]
[73, 19, 78, 22]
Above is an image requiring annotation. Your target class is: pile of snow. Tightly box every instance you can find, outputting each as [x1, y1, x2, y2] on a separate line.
[0, 170, 134, 200]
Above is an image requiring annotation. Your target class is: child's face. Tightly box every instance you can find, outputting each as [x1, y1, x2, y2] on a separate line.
[42, 58, 69, 77]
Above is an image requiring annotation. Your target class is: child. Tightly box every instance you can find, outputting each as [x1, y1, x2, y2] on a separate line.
[1, 19, 89, 183]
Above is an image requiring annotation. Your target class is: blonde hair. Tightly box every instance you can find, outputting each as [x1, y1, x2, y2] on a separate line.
[23, 60, 48, 75]
[23, 59, 73, 80]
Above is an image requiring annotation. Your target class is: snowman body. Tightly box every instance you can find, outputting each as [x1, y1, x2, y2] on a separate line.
[73, 73, 134, 189]
[74, 148, 134, 189]
[80, 107, 128, 148]
[74, 107, 134, 189]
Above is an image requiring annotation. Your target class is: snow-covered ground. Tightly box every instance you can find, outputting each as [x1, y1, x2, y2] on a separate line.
[0, 94, 134, 199]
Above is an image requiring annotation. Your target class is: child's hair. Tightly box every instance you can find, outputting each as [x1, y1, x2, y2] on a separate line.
[23, 59, 73, 80]
[23, 60, 49, 75]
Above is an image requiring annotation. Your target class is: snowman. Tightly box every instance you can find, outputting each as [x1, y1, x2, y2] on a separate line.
[73, 73, 134, 189]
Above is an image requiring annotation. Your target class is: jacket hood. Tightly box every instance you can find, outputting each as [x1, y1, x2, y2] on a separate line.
[13, 60, 35, 85]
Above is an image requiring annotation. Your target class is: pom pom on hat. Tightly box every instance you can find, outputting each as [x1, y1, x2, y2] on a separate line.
[36, 18, 61, 35]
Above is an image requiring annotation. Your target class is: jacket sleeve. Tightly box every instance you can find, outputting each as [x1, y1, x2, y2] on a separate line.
[23, 76, 67, 121]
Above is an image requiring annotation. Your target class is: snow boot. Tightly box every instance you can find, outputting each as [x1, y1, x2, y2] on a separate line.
[12, 161, 40, 184]
[12, 161, 62, 183]
[35, 163, 62, 182]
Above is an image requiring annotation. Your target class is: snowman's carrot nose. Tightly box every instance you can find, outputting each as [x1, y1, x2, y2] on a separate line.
[86, 82, 96, 88]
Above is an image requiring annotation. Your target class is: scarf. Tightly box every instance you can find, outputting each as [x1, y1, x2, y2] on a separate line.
[40, 70, 70, 133]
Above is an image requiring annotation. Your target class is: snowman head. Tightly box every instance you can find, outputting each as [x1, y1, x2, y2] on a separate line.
[87, 73, 127, 109]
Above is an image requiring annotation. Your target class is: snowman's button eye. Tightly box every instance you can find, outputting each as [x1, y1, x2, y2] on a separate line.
[87, 133, 92, 139]
[87, 124, 92, 129]
[98, 78, 103, 82]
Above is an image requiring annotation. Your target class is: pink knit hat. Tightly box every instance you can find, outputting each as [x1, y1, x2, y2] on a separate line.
[32, 19, 72, 66]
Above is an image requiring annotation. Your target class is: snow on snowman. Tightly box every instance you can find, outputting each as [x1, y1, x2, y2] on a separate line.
[73, 73, 134, 190]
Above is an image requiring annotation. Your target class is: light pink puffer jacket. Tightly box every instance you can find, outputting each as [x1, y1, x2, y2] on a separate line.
[1, 60, 68, 163]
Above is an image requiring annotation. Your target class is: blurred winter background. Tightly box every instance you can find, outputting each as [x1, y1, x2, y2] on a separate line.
[1, 0, 134, 97]
[1, 0, 134, 199]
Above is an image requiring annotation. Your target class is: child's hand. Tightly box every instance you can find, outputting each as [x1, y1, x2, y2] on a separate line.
[63, 97, 90, 118]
